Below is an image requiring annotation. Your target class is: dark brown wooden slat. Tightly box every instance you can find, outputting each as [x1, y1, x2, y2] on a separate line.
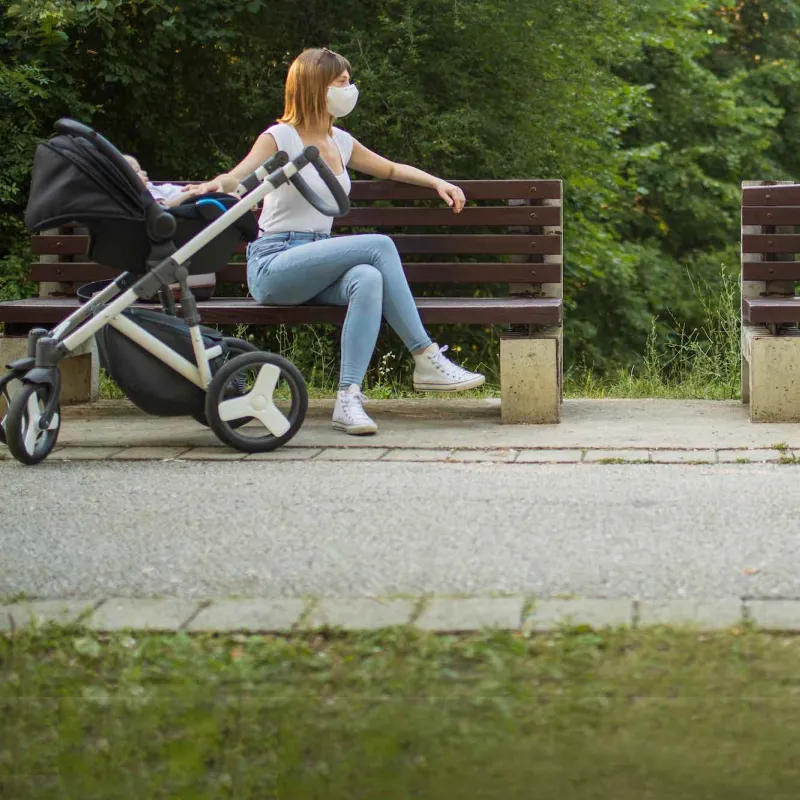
[333, 205, 562, 228]
[0, 298, 86, 324]
[31, 233, 562, 257]
[390, 234, 561, 255]
[743, 297, 800, 325]
[741, 261, 800, 281]
[196, 297, 561, 325]
[33, 234, 247, 258]
[30, 263, 117, 282]
[0, 296, 562, 326]
[350, 180, 562, 201]
[31, 236, 89, 256]
[742, 185, 800, 206]
[742, 234, 800, 254]
[408, 262, 561, 283]
[32, 259, 562, 285]
[742, 206, 800, 226]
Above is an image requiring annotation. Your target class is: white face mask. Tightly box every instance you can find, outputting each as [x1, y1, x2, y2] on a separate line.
[327, 84, 359, 118]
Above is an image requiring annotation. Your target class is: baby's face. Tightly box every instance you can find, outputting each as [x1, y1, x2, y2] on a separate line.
[123, 155, 149, 185]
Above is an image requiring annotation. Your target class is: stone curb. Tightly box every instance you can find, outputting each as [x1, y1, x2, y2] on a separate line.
[4, 596, 800, 633]
[2, 446, 799, 465]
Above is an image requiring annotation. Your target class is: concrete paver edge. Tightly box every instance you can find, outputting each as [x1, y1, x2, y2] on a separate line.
[5, 596, 800, 632]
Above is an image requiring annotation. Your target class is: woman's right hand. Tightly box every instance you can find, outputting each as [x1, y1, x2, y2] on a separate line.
[183, 133, 278, 198]
[182, 174, 237, 197]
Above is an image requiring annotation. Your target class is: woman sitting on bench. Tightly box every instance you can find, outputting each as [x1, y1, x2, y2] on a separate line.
[186, 47, 484, 436]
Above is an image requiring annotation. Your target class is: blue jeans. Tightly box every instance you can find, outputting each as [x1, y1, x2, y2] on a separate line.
[246, 232, 432, 389]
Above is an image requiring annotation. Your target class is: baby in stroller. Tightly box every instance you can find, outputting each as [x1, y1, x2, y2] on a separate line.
[123, 154, 185, 208]
[0, 119, 350, 466]
[122, 154, 218, 300]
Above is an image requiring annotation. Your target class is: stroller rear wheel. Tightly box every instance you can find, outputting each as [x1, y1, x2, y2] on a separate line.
[5, 383, 61, 465]
[192, 337, 259, 428]
[205, 351, 308, 453]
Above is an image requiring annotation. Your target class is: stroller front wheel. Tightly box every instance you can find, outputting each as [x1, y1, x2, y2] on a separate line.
[5, 383, 61, 465]
[205, 351, 308, 453]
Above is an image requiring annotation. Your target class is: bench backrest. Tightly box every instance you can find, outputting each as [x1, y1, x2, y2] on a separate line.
[30, 179, 562, 300]
[741, 180, 800, 327]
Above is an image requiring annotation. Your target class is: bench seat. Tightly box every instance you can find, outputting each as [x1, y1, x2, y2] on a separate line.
[0, 295, 561, 327]
[742, 297, 800, 326]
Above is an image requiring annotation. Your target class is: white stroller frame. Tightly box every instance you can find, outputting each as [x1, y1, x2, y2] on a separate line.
[1, 119, 350, 465]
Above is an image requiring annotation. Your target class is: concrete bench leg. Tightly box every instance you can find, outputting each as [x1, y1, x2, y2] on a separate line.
[741, 352, 750, 405]
[742, 325, 800, 422]
[0, 334, 99, 412]
[500, 331, 560, 424]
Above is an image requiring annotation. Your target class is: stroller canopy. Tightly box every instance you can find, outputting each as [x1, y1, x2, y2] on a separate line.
[25, 133, 152, 232]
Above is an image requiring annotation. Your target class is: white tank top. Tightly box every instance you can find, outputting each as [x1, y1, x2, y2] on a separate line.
[257, 123, 353, 235]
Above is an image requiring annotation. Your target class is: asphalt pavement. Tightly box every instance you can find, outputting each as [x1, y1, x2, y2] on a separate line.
[2, 458, 798, 601]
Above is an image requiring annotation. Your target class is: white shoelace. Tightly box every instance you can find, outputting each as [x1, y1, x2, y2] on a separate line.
[428, 345, 474, 379]
[340, 390, 373, 424]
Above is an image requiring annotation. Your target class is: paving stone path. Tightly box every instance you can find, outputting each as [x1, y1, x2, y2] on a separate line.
[2, 444, 799, 464]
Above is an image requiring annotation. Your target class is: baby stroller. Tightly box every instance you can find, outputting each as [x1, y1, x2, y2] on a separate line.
[0, 119, 350, 465]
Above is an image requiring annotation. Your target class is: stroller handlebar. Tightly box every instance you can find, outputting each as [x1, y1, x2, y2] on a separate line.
[282, 146, 351, 218]
[236, 150, 290, 197]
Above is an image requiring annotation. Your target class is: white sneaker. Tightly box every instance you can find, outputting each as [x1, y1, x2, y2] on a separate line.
[412, 343, 486, 392]
[332, 384, 378, 435]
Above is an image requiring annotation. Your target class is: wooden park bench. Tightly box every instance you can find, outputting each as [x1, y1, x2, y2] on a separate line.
[741, 180, 800, 421]
[0, 179, 564, 423]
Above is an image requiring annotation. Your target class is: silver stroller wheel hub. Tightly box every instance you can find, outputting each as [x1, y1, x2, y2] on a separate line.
[22, 391, 58, 456]
[217, 363, 291, 437]
[23, 391, 44, 455]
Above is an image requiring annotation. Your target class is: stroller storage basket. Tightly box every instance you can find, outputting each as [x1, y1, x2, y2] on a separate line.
[94, 306, 225, 417]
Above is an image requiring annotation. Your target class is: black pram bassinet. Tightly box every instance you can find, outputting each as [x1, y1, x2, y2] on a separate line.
[24, 129, 258, 276]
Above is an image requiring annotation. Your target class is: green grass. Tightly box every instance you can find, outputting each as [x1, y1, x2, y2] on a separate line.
[3, 626, 800, 798]
[98, 368, 126, 401]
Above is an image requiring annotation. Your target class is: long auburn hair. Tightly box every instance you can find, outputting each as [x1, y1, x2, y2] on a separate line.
[278, 48, 352, 132]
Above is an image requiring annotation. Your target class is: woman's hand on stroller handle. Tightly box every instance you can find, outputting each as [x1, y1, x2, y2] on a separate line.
[183, 145, 350, 217]
[182, 150, 289, 199]
[181, 175, 238, 198]
[183, 146, 349, 217]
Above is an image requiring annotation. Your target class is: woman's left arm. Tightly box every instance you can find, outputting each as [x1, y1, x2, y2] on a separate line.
[349, 139, 466, 213]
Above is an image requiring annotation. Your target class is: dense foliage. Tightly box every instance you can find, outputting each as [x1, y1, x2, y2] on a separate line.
[2, 0, 798, 374]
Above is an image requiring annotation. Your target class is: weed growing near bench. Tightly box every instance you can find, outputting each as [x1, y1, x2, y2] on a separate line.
[567, 266, 740, 400]
[98, 369, 125, 401]
[2, 625, 800, 798]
